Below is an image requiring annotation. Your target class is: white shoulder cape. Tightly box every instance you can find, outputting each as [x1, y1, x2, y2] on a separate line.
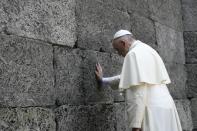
[119, 40, 171, 91]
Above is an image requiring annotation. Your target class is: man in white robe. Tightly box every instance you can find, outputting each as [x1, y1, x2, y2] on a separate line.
[95, 30, 182, 131]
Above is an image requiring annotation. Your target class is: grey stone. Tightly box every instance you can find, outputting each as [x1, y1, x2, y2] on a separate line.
[87, 104, 116, 131]
[0, 34, 55, 107]
[82, 50, 124, 104]
[55, 105, 89, 131]
[186, 64, 197, 98]
[126, 0, 150, 17]
[184, 32, 197, 64]
[153, 23, 186, 100]
[182, 0, 197, 31]
[55, 103, 127, 131]
[114, 102, 129, 131]
[0, 107, 56, 131]
[112, 88, 125, 103]
[191, 98, 197, 130]
[127, 0, 183, 31]
[175, 99, 193, 131]
[155, 22, 185, 64]
[165, 63, 187, 99]
[76, 0, 131, 53]
[0, 0, 76, 46]
[149, 0, 183, 31]
[54, 47, 85, 105]
[54, 47, 124, 105]
[91, 0, 128, 12]
[130, 13, 157, 49]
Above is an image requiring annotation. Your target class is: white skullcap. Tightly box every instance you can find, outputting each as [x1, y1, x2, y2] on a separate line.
[113, 30, 132, 40]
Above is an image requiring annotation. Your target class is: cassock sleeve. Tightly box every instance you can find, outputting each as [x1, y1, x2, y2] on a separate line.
[102, 75, 120, 90]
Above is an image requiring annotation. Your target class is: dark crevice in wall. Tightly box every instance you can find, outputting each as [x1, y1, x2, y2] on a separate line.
[184, 31, 197, 33]
[99, 47, 105, 52]
[73, 39, 78, 49]
[0, 105, 55, 109]
[52, 45, 58, 109]
[54, 116, 59, 131]
[0, 31, 121, 57]
[1, 26, 11, 35]
[0, 33, 52, 46]
[151, 18, 159, 48]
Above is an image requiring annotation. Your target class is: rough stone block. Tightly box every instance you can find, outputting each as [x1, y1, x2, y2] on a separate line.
[54, 47, 85, 105]
[186, 64, 197, 98]
[55, 105, 89, 131]
[114, 102, 129, 131]
[82, 50, 124, 104]
[0, 34, 54, 107]
[126, 0, 150, 17]
[155, 22, 185, 64]
[54, 47, 124, 105]
[0, 0, 76, 46]
[0, 107, 56, 131]
[184, 32, 197, 64]
[165, 63, 187, 99]
[175, 99, 193, 131]
[182, 0, 197, 31]
[130, 13, 157, 49]
[87, 104, 116, 131]
[127, 0, 182, 31]
[96, 0, 128, 12]
[149, 0, 183, 31]
[55, 103, 127, 131]
[76, 0, 130, 53]
[191, 98, 197, 130]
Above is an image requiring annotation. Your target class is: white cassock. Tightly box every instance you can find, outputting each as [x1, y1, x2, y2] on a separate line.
[102, 40, 182, 131]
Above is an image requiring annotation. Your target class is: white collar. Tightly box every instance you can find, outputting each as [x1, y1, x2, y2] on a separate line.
[129, 40, 140, 50]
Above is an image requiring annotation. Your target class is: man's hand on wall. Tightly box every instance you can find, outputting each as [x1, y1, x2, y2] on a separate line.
[95, 63, 103, 84]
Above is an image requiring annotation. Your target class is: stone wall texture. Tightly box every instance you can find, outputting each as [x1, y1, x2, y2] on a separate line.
[0, 0, 195, 131]
[182, 0, 197, 130]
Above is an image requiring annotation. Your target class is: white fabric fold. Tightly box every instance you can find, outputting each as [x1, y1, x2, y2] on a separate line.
[125, 84, 182, 131]
[119, 40, 171, 92]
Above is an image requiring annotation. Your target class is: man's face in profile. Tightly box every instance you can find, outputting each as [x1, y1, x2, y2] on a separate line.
[112, 38, 127, 57]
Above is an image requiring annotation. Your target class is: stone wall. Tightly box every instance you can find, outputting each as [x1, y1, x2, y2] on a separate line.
[0, 0, 193, 131]
[182, 0, 197, 130]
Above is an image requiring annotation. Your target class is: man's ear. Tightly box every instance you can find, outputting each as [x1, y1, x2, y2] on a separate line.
[121, 40, 126, 47]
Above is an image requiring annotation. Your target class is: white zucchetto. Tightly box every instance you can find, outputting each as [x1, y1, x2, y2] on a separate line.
[113, 30, 132, 40]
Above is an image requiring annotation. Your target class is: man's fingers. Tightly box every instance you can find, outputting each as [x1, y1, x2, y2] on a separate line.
[96, 64, 99, 70]
[96, 63, 100, 68]
[95, 71, 101, 80]
[95, 70, 100, 76]
[96, 63, 102, 72]
[97, 63, 102, 71]
[98, 62, 101, 67]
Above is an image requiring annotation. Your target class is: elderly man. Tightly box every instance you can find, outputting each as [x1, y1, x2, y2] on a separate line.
[95, 30, 182, 131]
